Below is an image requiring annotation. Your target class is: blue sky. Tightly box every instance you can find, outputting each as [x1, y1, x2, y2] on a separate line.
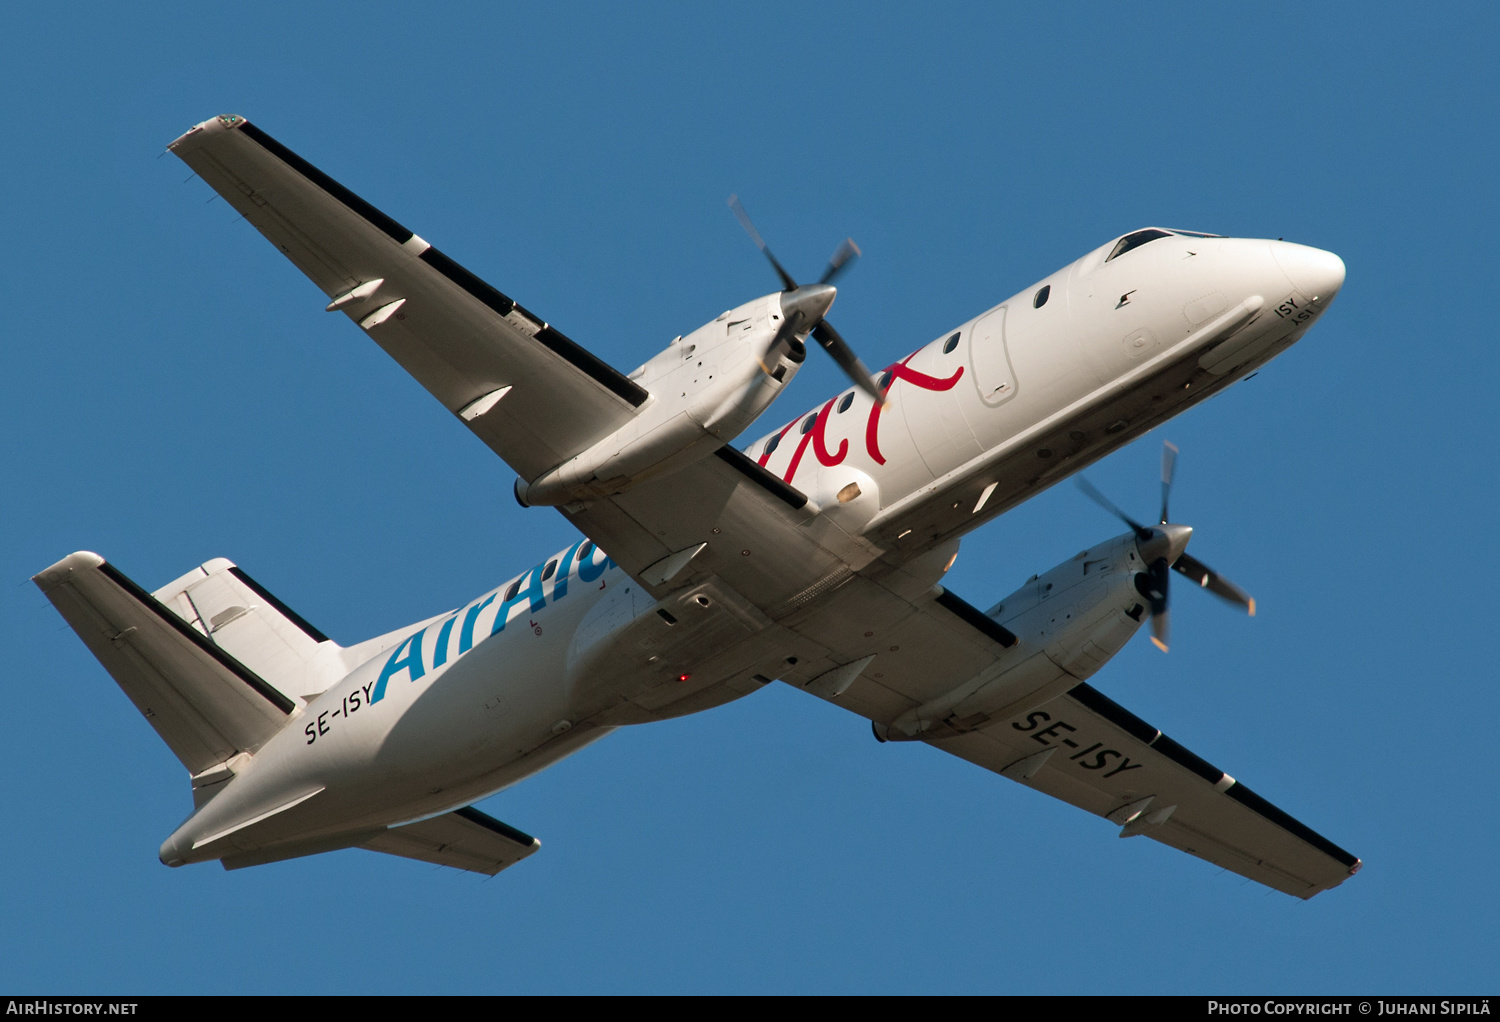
[3, 2, 1497, 994]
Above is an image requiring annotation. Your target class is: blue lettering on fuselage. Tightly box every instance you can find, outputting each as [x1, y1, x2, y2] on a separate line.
[490, 566, 545, 636]
[368, 542, 615, 704]
[432, 614, 458, 668]
[459, 594, 496, 654]
[371, 629, 425, 703]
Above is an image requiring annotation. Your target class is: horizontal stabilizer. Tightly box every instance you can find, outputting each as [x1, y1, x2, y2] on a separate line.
[151, 557, 344, 702]
[34, 552, 293, 776]
[360, 806, 540, 876]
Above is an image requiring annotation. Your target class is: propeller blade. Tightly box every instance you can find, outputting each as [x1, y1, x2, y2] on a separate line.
[1076, 477, 1153, 541]
[727, 195, 798, 291]
[1151, 605, 1171, 652]
[1160, 440, 1178, 524]
[1172, 552, 1256, 616]
[819, 237, 861, 286]
[1136, 558, 1172, 652]
[812, 319, 883, 403]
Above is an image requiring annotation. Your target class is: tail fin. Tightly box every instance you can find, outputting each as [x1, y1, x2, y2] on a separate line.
[38, 551, 441, 806]
[34, 552, 298, 784]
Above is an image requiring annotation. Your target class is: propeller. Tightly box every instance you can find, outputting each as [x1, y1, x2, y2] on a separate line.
[727, 195, 882, 402]
[1077, 442, 1255, 652]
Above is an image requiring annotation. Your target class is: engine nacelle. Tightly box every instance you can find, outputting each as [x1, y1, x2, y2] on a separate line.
[515, 293, 806, 506]
[876, 531, 1150, 742]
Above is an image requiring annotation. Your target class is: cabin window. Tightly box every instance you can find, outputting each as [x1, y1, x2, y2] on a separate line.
[800, 413, 818, 434]
[942, 332, 960, 353]
[1105, 229, 1172, 262]
[764, 433, 781, 455]
[1033, 285, 1050, 308]
[542, 559, 558, 581]
[577, 541, 594, 562]
[504, 578, 522, 601]
[878, 370, 893, 392]
[838, 392, 854, 414]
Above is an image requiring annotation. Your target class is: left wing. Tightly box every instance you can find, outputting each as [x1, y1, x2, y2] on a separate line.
[360, 807, 540, 876]
[934, 681, 1360, 898]
[783, 580, 1361, 899]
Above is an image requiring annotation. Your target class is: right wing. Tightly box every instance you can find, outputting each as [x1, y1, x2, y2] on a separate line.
[169, 114, 648, 482]
[360, 806, 540, 876]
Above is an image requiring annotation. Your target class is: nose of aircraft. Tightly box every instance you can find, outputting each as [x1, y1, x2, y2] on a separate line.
[1271, 242, 1346, 302]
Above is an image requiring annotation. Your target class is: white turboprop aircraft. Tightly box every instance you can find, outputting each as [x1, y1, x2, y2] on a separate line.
[35, 114, 1359, 898]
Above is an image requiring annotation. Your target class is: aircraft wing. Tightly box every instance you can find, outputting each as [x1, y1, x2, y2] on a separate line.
[786, 580, 1361, 899]
[360, 806, 540, 876]
[931, 681, 1363, 899]
[169, 115, 648, 483]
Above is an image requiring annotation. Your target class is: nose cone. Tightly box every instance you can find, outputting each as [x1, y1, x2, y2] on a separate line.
[1139, 523, 1193, 565]
[1159, 522, 1194, 565]
[780, 283, 836, 330]
[1271, 242, 1346, 302]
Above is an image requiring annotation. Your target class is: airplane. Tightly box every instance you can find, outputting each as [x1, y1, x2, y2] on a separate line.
[34, 113, 1359, 898]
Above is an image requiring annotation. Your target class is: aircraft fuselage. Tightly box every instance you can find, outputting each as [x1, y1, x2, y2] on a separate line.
[158, 227, 1344, 869]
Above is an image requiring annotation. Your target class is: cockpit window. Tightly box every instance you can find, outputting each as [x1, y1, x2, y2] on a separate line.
[1033, 285, 1051, 308]
[1106, 228, 1173, 262]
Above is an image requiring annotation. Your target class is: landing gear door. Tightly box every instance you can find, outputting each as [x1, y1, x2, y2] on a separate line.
[968, 306, 1016, 407]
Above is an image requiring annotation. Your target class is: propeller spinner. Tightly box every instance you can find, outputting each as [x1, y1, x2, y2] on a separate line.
[727, 195, 882, 402]
[1078, 442, 1254, 652]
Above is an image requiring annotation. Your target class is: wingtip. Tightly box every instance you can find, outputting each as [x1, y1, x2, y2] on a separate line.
[32, 551, 107, 591]
[169, 113, 248, 152]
